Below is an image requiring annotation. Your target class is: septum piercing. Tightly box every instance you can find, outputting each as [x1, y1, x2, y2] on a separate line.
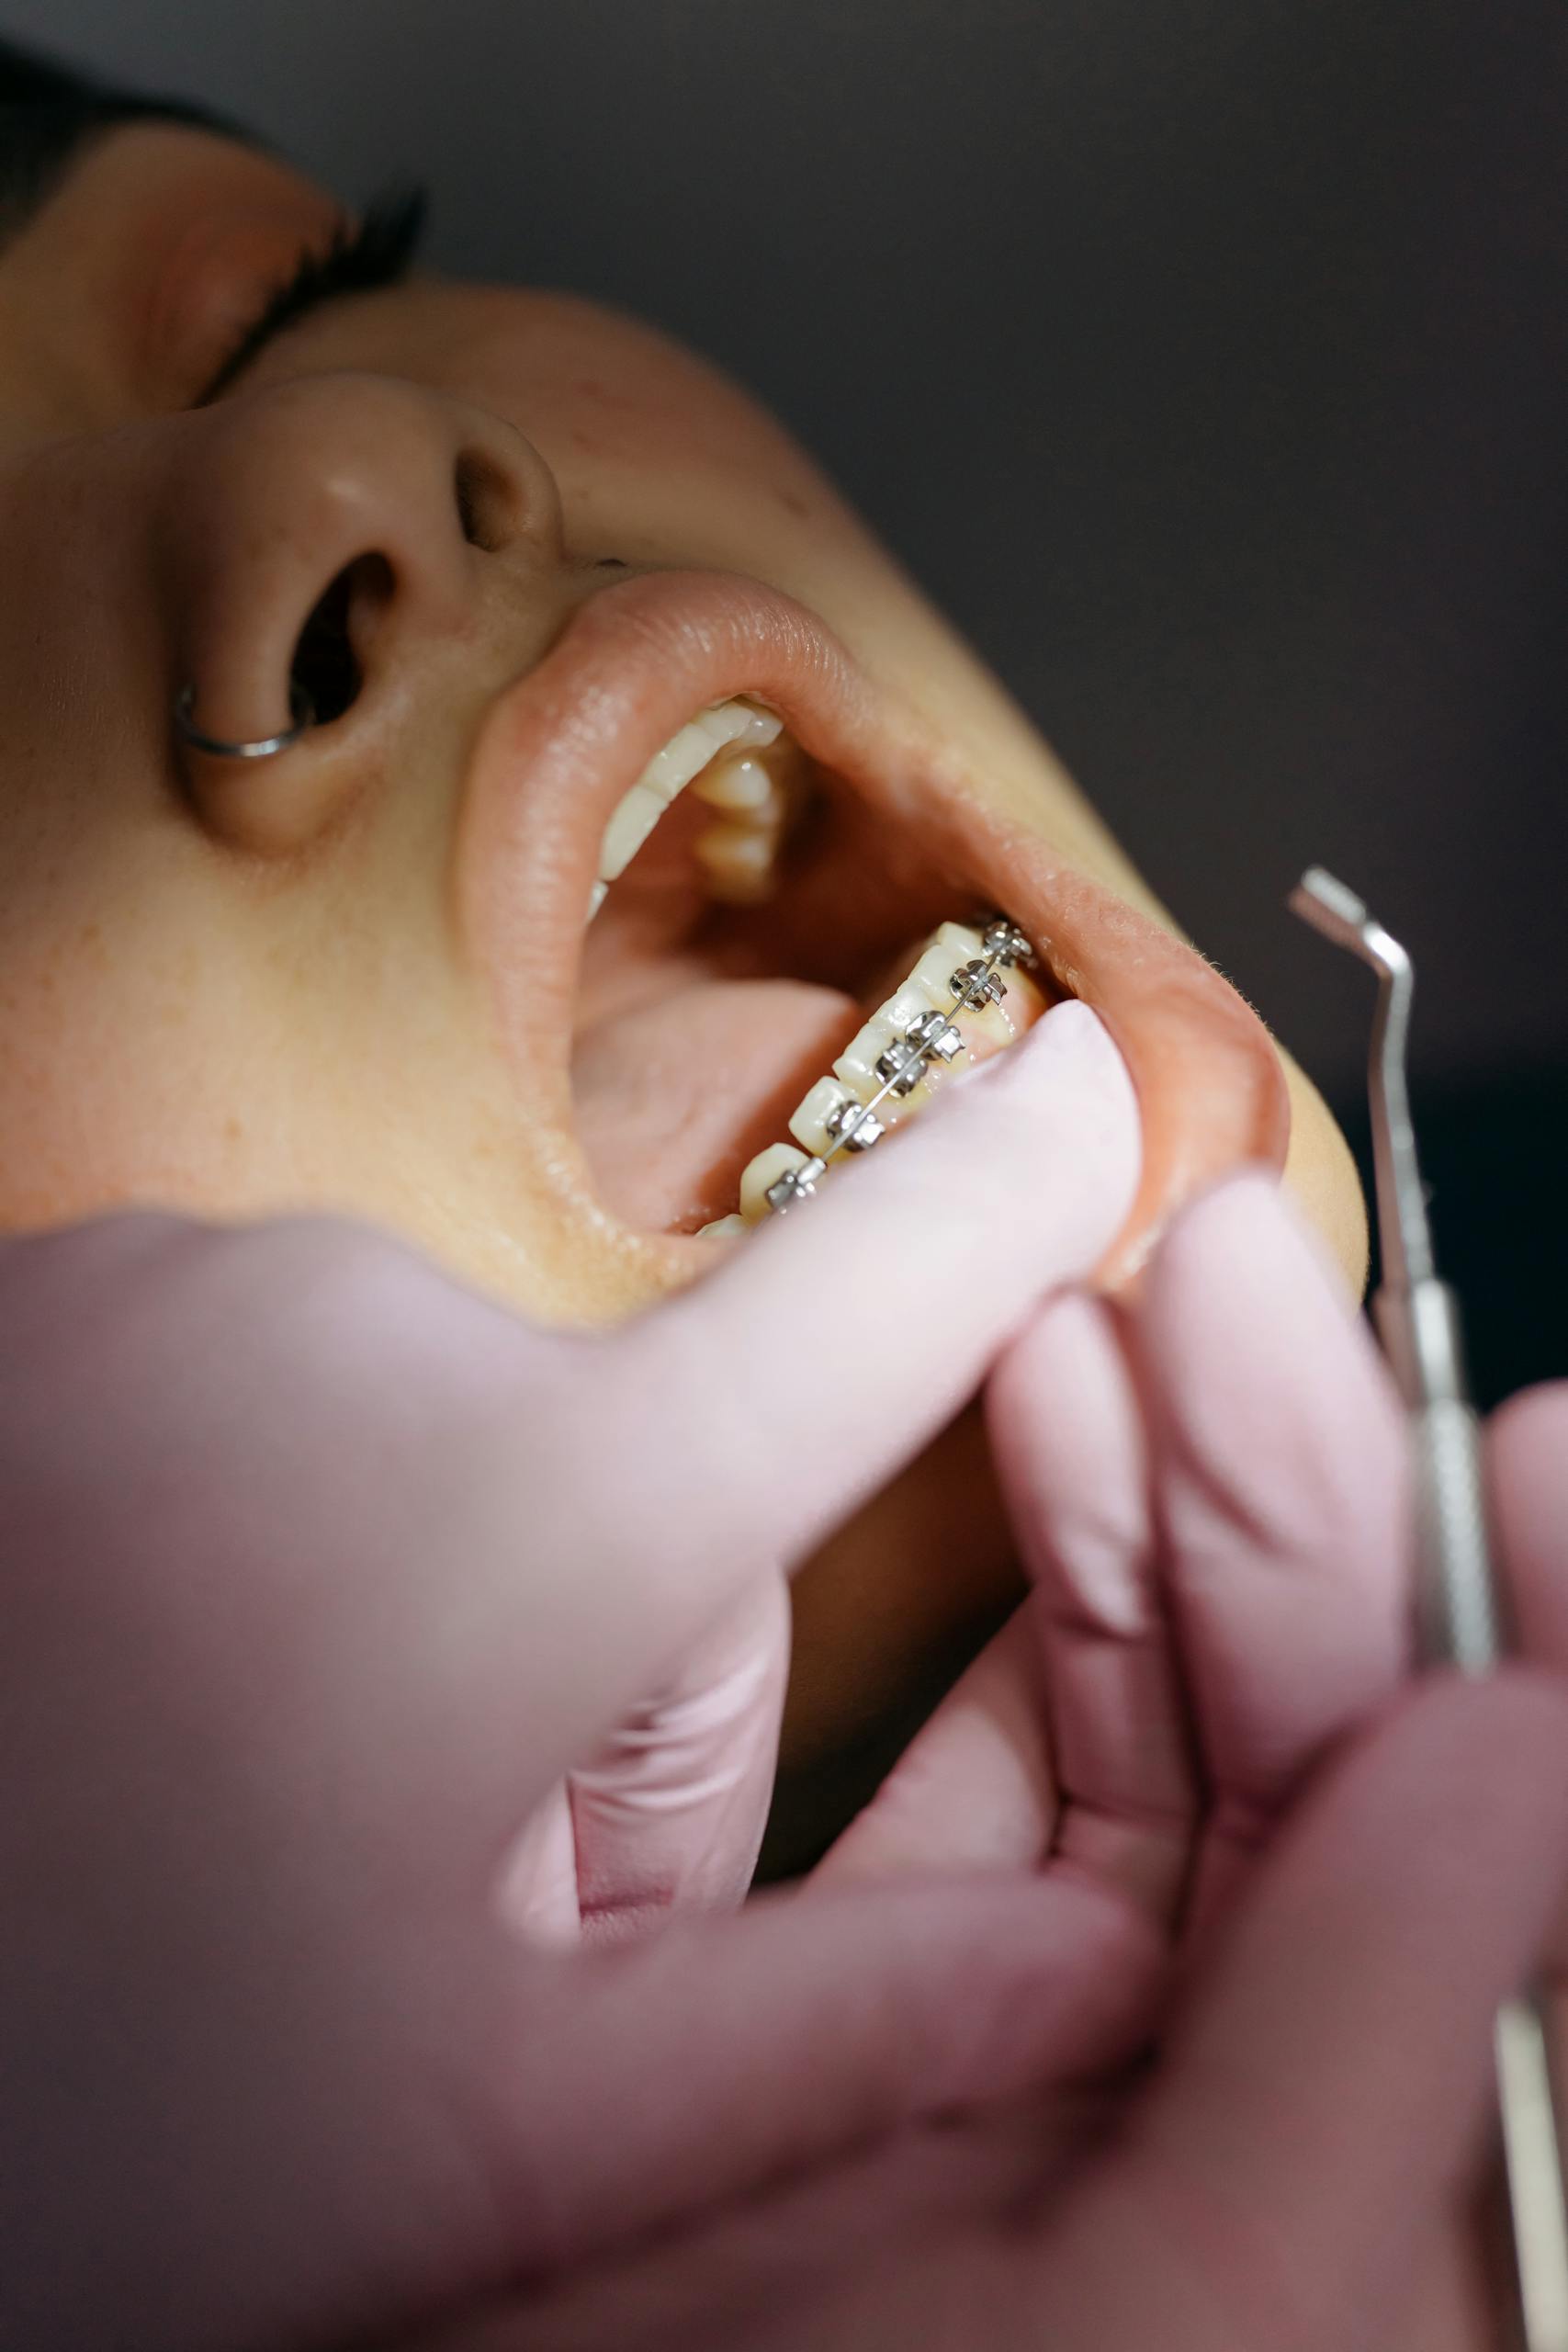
[173, 681, 315, 761]
[761, 916, 1036, 1215]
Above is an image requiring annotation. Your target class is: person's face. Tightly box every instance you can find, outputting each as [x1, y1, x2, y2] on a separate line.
[0, 120, 1363, 1828]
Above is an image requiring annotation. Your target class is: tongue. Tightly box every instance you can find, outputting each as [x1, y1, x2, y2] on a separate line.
[571, 978, 858, 1231]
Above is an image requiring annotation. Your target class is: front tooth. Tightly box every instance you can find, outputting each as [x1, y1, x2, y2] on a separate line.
[592, 700, 785, 909]
[597, 780, 668, 882]
[739, 1140, 816, 1222]
[669, 700, 781, 785]
[711, 700, 784, 752]
[639, 718, 727, 807]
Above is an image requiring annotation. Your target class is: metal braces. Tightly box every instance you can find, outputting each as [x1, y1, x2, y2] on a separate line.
[762, 915, 1037, 1214]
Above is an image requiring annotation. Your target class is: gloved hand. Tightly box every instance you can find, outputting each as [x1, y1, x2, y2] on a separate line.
[818, 1170, 1414, 1916]
[3, 1001, 1168, 2352]
[411, 1179, 1568, 2352]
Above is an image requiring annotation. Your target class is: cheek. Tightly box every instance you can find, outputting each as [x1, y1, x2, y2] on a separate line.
[0, 876, 266, 1221]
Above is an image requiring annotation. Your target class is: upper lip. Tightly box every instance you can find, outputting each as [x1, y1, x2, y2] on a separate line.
[457, 566, 1290, 1282]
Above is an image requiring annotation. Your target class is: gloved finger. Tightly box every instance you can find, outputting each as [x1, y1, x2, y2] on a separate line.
[809, 1610, 1058, 1882]
[1488, 1382, 1568, 1665]
[1028, 1672, 1568, 2351]
[0, 1004, 1133, 1881]
[418, 2102, 1101, 2352]
[471, 1861, 1165, 2282]
[361, 1685, 1568, 2352]
[563, 1574, 790, 1939]
[987, 1288, 1198, 1918]
[1130, 1170, 1409, 1926]
[500, 1580, 787, 1951]
[496, 1785, 581, 1947]
[1483, 1384, 1568, 2007]
[497, 1000, 1139, 1796]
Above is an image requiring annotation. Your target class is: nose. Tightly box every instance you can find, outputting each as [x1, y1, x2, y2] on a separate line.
[159, 372, 568, 852]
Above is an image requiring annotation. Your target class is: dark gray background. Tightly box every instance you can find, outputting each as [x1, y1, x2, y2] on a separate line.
[9, 0, 1567, 1391]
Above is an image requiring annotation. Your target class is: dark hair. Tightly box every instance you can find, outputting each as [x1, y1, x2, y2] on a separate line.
[0, 36, 258, 239]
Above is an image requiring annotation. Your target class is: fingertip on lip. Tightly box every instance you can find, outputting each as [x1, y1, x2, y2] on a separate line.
[1146, 1163, 1349, 1316]
[944, 993, 1134, 1106]
[964, 993, 1143, 1193]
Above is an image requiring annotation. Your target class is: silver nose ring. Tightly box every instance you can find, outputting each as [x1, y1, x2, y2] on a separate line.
[174, 681, 314, 760]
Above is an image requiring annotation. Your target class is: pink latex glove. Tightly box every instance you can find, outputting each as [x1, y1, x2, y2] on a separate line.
[2, 1001, 1166, 2352]
[396, 1181, 1568, 2352]
[818, 1170, 1414, 1913]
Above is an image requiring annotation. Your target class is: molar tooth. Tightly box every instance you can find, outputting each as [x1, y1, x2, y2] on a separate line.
[591, 700, 790, 919]
[695, 820, 779, 904]
[691, 752, 784, 814]
[632, 700, 783, 809]
[739, 1140, 816, 1222]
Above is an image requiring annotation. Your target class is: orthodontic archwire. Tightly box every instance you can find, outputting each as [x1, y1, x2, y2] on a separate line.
[761, 916, 1036, 1215]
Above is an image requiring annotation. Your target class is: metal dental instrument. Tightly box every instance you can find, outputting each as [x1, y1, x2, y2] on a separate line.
[1292, 865, 1568, 2352]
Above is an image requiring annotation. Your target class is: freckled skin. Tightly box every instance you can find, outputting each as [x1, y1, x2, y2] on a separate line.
[0, 119, 1365, 1787]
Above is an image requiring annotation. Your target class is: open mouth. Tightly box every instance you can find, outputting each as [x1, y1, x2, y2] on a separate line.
[575, 696, 1054, 1238]
[457, 569, 1292, 1304]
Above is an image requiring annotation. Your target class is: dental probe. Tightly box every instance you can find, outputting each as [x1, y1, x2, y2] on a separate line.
[1292, 865, 1568, 2352]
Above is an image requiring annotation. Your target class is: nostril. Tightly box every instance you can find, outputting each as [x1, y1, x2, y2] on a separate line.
[288, 552, 392, 727]
[453, 447, 515, 553]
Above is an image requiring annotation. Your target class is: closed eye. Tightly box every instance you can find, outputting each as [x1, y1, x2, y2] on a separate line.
[193, 182, 429, 406]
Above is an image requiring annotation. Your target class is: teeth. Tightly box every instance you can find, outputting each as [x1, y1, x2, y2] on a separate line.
[788, 1076, 883, 1155]
[833, 923, 988, 1110]
[739, 1141, 818, 1224]
[731, 917, 1046, 1230]
[694, 823, 779, 905]
[695, 1213, 749, 1240]
[590, 699, 783, 913]
[694, 741, 806, 906]
[598, 780, 669, 879]
[638, 703, 781, 808]
[691, 752, 782, 814]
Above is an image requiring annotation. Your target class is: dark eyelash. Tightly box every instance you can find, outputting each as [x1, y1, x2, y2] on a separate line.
[194, 182, 430, 406]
